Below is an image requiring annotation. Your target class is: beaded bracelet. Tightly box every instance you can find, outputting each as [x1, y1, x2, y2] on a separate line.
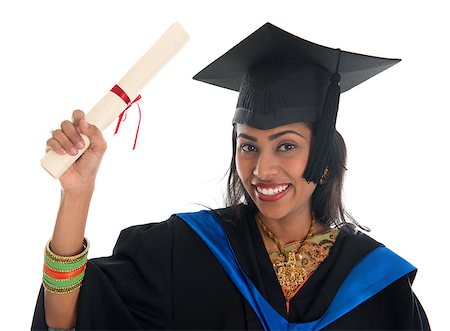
[43, 238, 89, 294]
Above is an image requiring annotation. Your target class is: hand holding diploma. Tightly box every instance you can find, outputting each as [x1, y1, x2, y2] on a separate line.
[46, 110, 106, 191]
[41, 22, 189, 179]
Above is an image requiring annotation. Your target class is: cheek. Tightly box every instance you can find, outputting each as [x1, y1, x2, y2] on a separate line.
[285, 156, 309, 177]
[293, 174, 317, 199]
[235, 154, 246, 181]
[235, 153, 255, 186]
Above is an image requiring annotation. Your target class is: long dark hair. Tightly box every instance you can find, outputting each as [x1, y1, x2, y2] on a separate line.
[225, 125, 367, 231]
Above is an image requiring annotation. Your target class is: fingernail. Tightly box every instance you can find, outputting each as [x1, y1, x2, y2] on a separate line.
[80, 119, 89, 129]
[77, 141, 85, 149]
[70, 147, 77, 155]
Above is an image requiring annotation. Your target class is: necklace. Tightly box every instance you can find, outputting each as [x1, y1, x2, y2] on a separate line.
[256, 214, 315, 299]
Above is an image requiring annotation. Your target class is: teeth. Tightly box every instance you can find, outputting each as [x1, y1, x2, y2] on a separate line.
[257, 185, 288, 196]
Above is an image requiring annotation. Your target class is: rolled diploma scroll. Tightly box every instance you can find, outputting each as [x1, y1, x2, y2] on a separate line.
[41, 22, 189, 179]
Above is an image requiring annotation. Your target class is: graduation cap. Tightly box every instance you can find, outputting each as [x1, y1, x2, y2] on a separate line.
[193, 23, 400, 184]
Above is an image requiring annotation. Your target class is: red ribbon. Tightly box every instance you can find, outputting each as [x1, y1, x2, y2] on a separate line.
[111, 84, 142, 150]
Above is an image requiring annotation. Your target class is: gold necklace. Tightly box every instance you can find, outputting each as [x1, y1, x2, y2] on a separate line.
[256, 214, 315, 299]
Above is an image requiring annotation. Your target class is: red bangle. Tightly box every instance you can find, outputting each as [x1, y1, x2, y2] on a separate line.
[43, 261, 87, 280]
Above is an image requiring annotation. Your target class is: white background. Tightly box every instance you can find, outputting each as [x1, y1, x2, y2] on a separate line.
[1, 0, 448, 329]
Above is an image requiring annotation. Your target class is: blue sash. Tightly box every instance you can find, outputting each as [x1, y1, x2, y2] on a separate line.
[177, 210, 416, 331]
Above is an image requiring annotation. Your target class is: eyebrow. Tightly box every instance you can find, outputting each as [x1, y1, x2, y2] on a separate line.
[268, 130, 306, 141]
[237, 130, 306, 142]
[237, 133, 257, 142]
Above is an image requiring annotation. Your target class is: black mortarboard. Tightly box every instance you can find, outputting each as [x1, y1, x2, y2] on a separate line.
[193, 23, 400, 184]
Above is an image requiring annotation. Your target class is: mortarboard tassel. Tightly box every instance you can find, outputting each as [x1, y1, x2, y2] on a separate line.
[303, 51, 342, 184]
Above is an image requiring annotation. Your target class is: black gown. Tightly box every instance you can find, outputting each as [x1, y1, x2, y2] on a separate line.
[32, 204, 430, 330]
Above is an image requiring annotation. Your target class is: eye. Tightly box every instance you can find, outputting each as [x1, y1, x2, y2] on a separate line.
[240, 143, 257, 152]
[277, 143, 297, 151]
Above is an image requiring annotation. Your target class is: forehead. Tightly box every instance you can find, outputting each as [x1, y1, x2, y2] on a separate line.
[236, 122, 312, 138]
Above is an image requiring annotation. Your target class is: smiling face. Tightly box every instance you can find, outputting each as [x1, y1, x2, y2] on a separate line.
[235, 122, 317, 223]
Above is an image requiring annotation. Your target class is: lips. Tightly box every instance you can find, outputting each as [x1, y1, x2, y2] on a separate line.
[252, 183, 291, 202]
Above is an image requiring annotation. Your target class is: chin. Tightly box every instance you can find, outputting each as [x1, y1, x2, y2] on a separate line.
[253, 200, 290, 221]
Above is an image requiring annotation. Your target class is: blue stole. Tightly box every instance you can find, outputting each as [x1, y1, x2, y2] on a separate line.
[177, 210, 416, 331]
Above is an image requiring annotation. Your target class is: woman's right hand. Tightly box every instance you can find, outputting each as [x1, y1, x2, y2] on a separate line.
[44, 110, 106, 329]
[46, 109, 107, 192]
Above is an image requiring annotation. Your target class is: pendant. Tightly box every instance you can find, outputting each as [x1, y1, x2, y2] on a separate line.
[276, 251, 306, 298]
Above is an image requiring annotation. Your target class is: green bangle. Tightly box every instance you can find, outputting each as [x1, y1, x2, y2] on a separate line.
[45, 255, 87, 271]
[43, 272, 85, 288]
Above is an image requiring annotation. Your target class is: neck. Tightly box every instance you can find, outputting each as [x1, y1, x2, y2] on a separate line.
[257, 207, 313, 246]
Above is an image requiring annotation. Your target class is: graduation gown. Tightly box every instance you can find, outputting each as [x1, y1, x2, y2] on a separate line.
[32, 204, 430, 330]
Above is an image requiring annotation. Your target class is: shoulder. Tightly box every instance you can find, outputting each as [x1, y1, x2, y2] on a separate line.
[332, 230, 418, 287]
[336, 231, 415, 272]
[210, 204, 255, 225]
[175, 204, 254, 228]
[111, 213, 195, 261]
[111, 204, 250, 257]
[333, 229, 382, 261]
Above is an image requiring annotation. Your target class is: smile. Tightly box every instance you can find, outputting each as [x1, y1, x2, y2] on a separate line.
[253, 184, 291, 202]
[256, 184, 289, 196]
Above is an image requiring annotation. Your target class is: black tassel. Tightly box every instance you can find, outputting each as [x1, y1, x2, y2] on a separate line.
[304, 71, 341, 184]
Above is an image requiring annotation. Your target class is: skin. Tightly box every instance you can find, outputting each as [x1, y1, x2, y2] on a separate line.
[235, 123, 328, 246]
[44, 110, 106, 329]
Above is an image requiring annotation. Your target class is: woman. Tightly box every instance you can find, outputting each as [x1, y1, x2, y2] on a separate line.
[32, 23, 430, 330]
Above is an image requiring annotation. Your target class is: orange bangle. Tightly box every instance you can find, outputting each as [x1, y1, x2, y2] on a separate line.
[43, 261, 87, 280]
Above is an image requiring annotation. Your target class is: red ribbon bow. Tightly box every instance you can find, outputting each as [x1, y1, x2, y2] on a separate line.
[111, 84, 142, 150]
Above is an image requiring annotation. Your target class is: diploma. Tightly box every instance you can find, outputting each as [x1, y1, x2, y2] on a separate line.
[41, 22, 189, 179]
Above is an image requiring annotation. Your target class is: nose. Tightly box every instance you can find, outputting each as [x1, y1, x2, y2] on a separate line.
[253, 152, 279, 180]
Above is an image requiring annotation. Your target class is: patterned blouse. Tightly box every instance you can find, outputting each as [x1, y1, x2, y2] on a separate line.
[267, 229, 340, 302]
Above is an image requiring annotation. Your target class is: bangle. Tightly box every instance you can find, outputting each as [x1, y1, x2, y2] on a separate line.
[45, 238, 89, 263]
[44, 255, 86, 271]
[43, 280, 83, 294]
[44, 261, 87, 280]
[43, 238, 89, 294]
[43, 272, 85, 288]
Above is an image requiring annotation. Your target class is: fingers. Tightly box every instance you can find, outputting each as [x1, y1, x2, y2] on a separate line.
[47, 130, 78, 156]
[62, 120, 85, 150]
[48, 122, 85, 156]
[46, 136, 66, 155]
[47, 110, 86, 156]
[71, 110, 85, 130]
[46, 109, 106, 156]
[78, 119, 107, 154]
